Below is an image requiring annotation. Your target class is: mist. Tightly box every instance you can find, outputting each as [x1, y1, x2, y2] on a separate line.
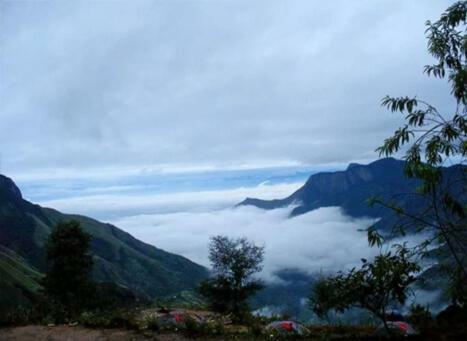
[112, 205, 379, 282]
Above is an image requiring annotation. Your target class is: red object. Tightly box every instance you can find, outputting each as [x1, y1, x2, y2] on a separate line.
[280, 321, 294, 331]
[172, 312, 184, 322]
[396, 321, 409, 332]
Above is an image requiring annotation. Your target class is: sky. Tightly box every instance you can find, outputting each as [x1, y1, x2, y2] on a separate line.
[0, 0, 456, 182]
[0, 0, 455, 284]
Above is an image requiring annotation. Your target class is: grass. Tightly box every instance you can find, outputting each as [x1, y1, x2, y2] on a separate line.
[0, 246, 43, 311]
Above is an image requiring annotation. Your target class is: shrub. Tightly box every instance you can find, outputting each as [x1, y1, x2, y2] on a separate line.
[78, 309, 140, 330]
[143, 314, 160, 332]
[408, 304, 433, 334]
[0, 307, 36, 327]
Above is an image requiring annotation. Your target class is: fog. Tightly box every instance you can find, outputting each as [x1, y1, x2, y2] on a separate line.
[38, 181, 304, 220]
[39, 179, 427, 284]
[38, 179, 382, 281]
[112, 205, 379, 282]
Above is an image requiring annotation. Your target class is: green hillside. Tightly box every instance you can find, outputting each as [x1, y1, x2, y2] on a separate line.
[0, 174, 208, 309]
[0, 246, 42, 310]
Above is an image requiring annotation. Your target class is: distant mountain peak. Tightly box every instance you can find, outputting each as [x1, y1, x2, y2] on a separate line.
[347, 162, 362, 170]
[238, 157, 464, 229]
[238, 158, 415, 220]
[371, 157, 400, 165]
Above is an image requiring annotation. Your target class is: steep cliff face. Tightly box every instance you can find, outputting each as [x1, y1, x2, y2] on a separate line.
[0, 174, 208, 306]
[0, 175, 23, 203]
[0, 175, 50, 270]
[288, 158, 421, 218]
[239, 158, 464, 230]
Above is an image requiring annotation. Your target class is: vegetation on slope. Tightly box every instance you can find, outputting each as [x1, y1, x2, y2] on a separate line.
[0, 174, 208, 310]
[0, 246, 42, 311]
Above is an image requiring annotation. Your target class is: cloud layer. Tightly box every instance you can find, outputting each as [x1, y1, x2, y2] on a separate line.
[112, 205, 379, 282]
[1, 0, 455, 179]
[36, 178, 428, 284]
[38, 178, 381, 282]
[38, 181, 304, 219]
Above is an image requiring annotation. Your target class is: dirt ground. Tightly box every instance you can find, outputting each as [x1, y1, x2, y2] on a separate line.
[0, 325, 199, 341]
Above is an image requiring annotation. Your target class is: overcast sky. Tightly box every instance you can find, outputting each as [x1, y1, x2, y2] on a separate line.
[0, 0, 456, 181]
[0, 2, 452, 296]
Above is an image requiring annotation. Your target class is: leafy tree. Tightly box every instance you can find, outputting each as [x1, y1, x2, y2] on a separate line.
[309, 2, 464, 334]
[369, 1, 467, 304]
[199, 235, 264, 321]
[310, 245, 420, 335]
[43, 220, 95, 318]
[308, 275, 342, 322]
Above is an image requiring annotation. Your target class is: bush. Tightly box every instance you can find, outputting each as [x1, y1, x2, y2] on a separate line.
[198, 320, 225, 336]
[0, 307, 37, 327]
[436, 304, 467, 328]
[182, 316, 202, 336]
[247, 320, 263, 337]
[143, 314, 160, 331]
[408, 304, 433, 334]
[78, 309, 140, 330]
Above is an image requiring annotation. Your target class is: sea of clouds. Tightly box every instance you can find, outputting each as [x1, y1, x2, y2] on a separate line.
[36, 176, 444, 314]
[36, 176, 434, 287]
[38, 181, 304, 219]
[37, 178, 434, 284]
[112, 205, 378, 283]
[38, 179, 384, 282]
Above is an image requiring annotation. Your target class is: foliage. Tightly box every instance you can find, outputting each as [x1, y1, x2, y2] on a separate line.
[0, 307, 41, 327]
[309, 245, 420, 334]
[308, 276, 341, 321]
[436, 304, 467, 328]
[155, 290, 207, 310]
[447, 265, 467, 306]
[199, 235, 265, 322]
[42, 220, 95, 319]
[208, 235, 264, 281]
[378, 0, 466, 163]
[408, 304, 433, 335]
[0, 172, 208, 310]
[0, 246, 43, 313]
[182, 316, 226, 338]
[78, 309, 140, 330]
[371, 0, 467, 305]
[143, 314, 160, 331]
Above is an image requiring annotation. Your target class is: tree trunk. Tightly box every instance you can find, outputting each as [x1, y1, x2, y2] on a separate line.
[380, 315, 395, 340]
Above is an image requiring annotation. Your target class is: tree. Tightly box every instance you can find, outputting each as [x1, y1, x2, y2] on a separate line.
[43, 220, 95, 318]
[309, 2, 464, 334]
[369, 1, 467, 304]
[310, 245, 420, 336]
[199, 235, 264, 321]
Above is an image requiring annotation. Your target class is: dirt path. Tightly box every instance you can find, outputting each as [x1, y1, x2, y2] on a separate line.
[0, 325, 198, 341]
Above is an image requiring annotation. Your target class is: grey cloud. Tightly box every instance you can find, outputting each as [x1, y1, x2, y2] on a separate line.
[0, 0, 456, 177]
[107, 202, 427, 285]
[111, 205, 380, 282]
[38, 180, 303, 219]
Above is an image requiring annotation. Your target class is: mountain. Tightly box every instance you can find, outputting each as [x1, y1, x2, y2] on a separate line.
[239, 158, 464, 231]
[0, 174, 208, 308]
[240, 158, 466, 317]
[0, 246, 43, 311]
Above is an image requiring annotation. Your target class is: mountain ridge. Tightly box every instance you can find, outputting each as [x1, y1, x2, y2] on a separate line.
[239, 158, 464, 230]
[0, 174, 208, 308]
